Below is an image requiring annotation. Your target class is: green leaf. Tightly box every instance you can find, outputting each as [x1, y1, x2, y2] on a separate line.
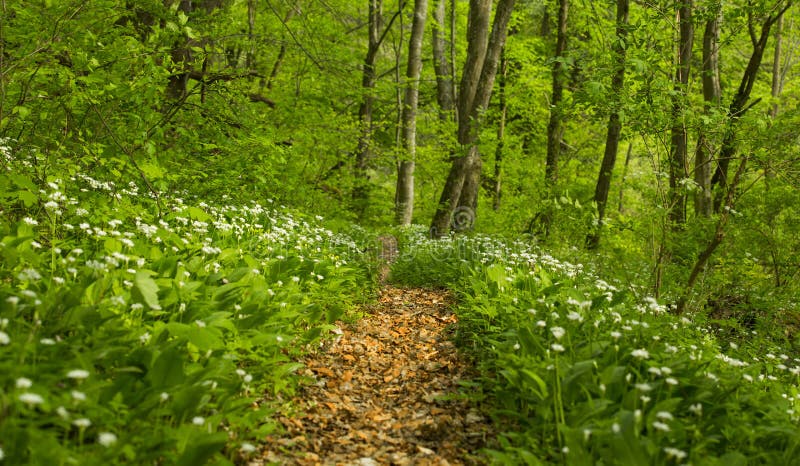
[17, 190, 38, 207]
[520, 369, 548, 399]
[176, 432, 228, 466]
[165, 322, 223, 350]
[134, 270, 161, 310]
[187, 206, 211, 221]
[148, 347, 185, 388]
[13, 105, 30, 119]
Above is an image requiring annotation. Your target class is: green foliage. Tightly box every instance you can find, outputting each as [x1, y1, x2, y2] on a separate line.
[394, 233, 800, 464]
[0, 160, 375, 464]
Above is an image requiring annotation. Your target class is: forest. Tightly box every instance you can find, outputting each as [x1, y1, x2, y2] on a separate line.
[1, 0, 799, 464]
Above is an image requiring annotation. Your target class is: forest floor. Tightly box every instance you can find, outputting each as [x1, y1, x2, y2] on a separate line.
[254, 239, 494, 465]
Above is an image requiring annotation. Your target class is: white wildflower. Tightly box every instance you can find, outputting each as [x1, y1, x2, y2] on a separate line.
[19, 392, 44, 405]
[16, 378, 32, 389]
[97, 432, 118, 447]
[652, 421, 670, 432]
[66, 369, 90, 380]
[663, 447, 688, 460]
[656, 411, 674, 421]
[72, 418, 91, 428]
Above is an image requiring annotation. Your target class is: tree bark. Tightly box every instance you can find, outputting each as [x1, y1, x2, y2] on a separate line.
[266, 2, 300, 90]
[693, 7, 721, 219]
[587, 0, 629, 249]
[430, 0, 516, 237]
[354, 0, 405, 213]
[354, 0, 382, 198]
[617, 143, 633, 213]
[668, 0, 693, 226]
[770, 12, 784, 120]
[544, 0, 569, 188]
[395, 0, 428, 225]
[766, 11, 785, 181]
[165, 0, 194, 101]
[432, 0, 455, 119]
[493, 47, 507, 211]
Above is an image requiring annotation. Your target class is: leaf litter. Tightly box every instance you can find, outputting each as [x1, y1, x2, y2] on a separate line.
[254, 286, 494, 465]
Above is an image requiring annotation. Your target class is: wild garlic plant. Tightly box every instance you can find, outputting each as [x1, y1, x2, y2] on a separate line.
[0, 169, 373, 464]
[392, 228, 800, 465]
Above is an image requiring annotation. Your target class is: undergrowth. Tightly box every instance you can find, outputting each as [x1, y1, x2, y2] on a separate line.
[0, 163, 376, 464]
[391, 226, 800, 465]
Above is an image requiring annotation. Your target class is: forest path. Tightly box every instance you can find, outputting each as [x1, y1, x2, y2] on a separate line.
[255, 238, 493, 465]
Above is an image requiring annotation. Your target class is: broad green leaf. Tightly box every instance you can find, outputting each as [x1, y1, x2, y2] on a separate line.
[134, 270, 161, 310]
[148, 347, 185, 388]
[176, 432, 228, 466]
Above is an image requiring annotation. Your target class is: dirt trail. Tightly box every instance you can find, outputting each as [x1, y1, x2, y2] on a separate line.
[255, 282, 493, 466]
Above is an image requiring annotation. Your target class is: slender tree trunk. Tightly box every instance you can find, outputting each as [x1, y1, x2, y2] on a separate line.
[617, 143, 633, 213]
[545, 0, 568, 188]
[766, 12, 785, 181]
[711, 5, 790, 211]
[455, 0, 516, 220]
[353, 0, 384, 212]
[432, 0, 455, 119]
[587, 0, 629, 249]
[430, 0, 516, 237]
[266, 3, 299, 90]
[493, 48, 507, 211]
[450, 0, 457, 109]
[668, 0, 693, 226]
[540, 3, 551, 38]
[395, 0, 428, 225]
[246, 0, 256, 70]
[166, 0, 194, 101]
[394, 0, 404, 147]
[676, 153, 749, 314]
[693, 7, 721, 218]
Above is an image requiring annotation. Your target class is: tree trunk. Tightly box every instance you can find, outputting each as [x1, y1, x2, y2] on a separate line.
[766, 11, 785, 181]
[693, 7, 721, 218]
[493, 47, 507, 211]
[544, 0, 568, 188]
[266, 3, 300, 90]
[587, 0, 628, 249]
[770, 12, 784, 120]
[395, 0, 428, 225]
[353, 0, 385, 213]
[676, 153, 749, 314]
[165, 0, 194, 101]
[668, 0, 693, 226]
[617, 143, 633, 213]
[246, 0, 256, 70]
[711, 6, 789, 211]
[432, 0, 455, 119]
[430, 0, 516, 237]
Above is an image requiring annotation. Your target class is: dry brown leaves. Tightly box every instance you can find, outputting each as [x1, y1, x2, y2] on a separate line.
[255, 286, 493, 466]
